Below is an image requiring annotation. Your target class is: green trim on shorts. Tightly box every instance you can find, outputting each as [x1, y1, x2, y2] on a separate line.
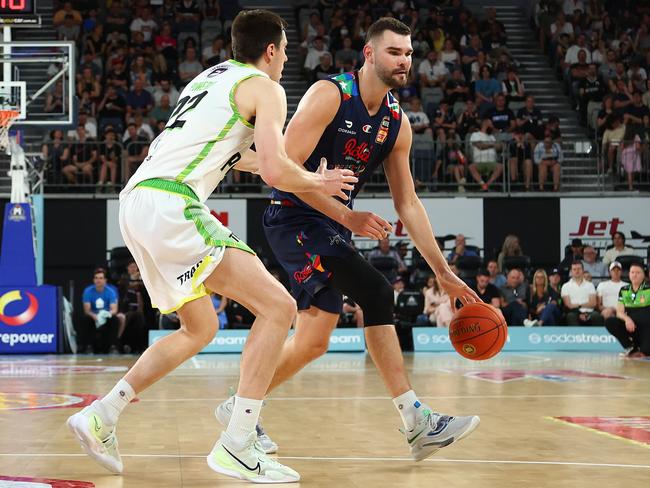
[182, 199, 255, 255]
[135, 178, 199, 200]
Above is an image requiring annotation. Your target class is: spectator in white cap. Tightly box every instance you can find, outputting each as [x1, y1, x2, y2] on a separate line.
[582, 245, 608, 286]
[597, 261, 628, 320]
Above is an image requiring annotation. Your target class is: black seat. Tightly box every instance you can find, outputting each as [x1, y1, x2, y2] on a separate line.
[107, 246, 133, 282]
[616, 254, 644, 271]
[502, 255, 531, 274]
[370, 256, 399, 280]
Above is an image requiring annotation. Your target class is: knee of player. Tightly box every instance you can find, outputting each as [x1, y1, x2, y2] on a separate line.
[300, 334, 330, 360]
[267, 291, 297, 326]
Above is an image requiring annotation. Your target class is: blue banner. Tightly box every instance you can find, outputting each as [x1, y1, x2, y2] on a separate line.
[149, 328, 366, 353]
[0, 285, 59, 353]
[412, 327, 623, 352]
[0, 202, 37, 287]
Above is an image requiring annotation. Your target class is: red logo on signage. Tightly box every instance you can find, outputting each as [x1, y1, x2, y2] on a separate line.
[553, 416, 650, 447]
[0, 290, 39, 326]
[570, 216, 624, 237]
[343, 138, 371, 163]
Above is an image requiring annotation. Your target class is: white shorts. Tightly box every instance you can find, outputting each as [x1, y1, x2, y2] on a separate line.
[119, 179, 254, 313]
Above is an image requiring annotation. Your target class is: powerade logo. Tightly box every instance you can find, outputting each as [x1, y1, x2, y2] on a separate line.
[529, 333, 617, 344]
[0, 290, 39, 326]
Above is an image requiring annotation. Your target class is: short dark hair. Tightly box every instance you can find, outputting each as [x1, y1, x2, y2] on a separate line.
[613, 231, 626, 242]
[365, 17, 411, 43]
[94, 267, 107, 278]
[571, 261, 584, 269]
[477, 268, 490, 277]
[231, 9, 287, 63]
[629, 262, 646, 274]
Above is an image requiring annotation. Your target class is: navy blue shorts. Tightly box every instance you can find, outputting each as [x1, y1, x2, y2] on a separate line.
[263, 204, 356, 314]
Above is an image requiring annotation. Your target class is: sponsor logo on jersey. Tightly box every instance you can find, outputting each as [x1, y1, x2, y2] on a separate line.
[362, 124, 372, 133]
[345, 120, 353, 128]
[343, 138, 371, 163]
[337, 127, 357, 135]
[376, 116, 390, 144]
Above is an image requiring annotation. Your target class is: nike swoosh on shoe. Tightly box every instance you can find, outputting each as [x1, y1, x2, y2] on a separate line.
[222, 445, 261, 474]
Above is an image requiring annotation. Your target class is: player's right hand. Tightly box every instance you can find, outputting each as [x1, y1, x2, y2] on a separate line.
[317, 158, 357, 200]
[345, 211, 393, 240]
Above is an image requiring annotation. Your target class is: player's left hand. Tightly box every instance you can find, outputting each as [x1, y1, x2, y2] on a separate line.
[436, 268, 481, 313]
[317, 158, 358, 200]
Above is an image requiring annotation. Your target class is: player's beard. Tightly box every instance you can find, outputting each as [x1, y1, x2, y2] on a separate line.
[375, 62, 408, 89]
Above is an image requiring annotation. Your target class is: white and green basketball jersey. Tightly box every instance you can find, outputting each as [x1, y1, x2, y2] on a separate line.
[122, 60, 268, 202]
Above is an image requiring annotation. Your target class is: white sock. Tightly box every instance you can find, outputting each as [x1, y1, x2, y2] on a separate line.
[99, 379, 136, 425]
[393, 390, 426, 431]
[226, 396, 263, 443]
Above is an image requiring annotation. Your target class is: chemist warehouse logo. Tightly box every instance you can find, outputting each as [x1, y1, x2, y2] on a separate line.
[0, 290, 39, 326]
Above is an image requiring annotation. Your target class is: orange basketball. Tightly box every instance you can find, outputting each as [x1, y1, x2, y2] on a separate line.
[449, 302, 508, 360]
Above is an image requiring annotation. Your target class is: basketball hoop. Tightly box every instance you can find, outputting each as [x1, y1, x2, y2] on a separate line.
[0, 109, 20, 151]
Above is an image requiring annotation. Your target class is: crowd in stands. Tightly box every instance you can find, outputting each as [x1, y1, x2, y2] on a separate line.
[533, 0, 650, 190]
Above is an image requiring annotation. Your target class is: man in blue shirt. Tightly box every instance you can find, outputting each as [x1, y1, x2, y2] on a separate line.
[81, 268, 120, 354]
[447, 234, 479, 265]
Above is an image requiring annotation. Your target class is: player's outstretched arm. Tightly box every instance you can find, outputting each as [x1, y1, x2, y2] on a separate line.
[384, 116, 480, 310]
[285, 81, 393, 239]
[244, 77, 357, 196]
[233, 149, 259, 174]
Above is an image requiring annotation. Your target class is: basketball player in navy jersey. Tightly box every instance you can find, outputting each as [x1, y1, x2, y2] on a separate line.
[217, 18, 482, 461]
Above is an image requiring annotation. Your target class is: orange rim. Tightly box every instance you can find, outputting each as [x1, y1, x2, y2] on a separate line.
[0, 110, 20, 127]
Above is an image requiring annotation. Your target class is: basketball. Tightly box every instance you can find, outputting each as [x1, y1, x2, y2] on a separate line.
[449, 302, 508, 360]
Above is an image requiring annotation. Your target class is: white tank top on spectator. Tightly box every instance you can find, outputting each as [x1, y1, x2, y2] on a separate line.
[121, 60, 267, 202]
[596, 280, 628, 309]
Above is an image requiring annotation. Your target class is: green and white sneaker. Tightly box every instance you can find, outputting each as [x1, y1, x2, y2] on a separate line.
[216, 396, 278, 454]
[207, 431, 299, 483]
[67, 400, 123, 473]
[402, 411, 480, 462]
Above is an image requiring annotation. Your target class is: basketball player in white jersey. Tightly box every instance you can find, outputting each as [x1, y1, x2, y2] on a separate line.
[66, 10, 356, 484]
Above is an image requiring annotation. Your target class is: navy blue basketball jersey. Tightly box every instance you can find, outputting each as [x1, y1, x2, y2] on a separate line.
[270, 71, 402, 210]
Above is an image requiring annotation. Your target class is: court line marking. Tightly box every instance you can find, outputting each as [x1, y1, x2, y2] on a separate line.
[135, 393, 650, 402]
[545, 416, 650, 450]
[0, 453, 648, 469]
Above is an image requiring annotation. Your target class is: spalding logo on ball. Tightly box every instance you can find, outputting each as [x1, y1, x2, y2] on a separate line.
[449, 302, 508, 360]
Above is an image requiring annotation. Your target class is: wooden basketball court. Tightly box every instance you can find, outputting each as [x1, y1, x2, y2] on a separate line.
[0, 352, 648, 487]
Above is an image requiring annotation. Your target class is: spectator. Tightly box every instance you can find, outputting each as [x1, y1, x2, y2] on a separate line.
[123, 123, 149, 178]
[468, 118, 504, 191]
[596, 94, 615, 137]
[392, 276, 405, 305]
[77, 67, 102, 101]
[525, 269, 562, 326]
[126, 78, 154, 117]
[58, 14, 80, 41]
[70, 110, 97, 140]
[544, 115, 562, 142]
[179, 47, 203, 86]
[63, 126, 97, 185]
[500, 268, 529, 326]
[129, 55, 153, 88]
[312, 52, 337, 83]
[45, 80, 65, 114]
[474, 65, 502, 117]
[154, 22, 177, 59]
[472, 269, 502, 308]
[149, 94, 173, 128]
[601, 113, 625, 173]
[549, 267, 563, 296]
[597, 261, 628, 320]
[97, 130, 121, 192]
[405, 98, 432, 137]
[620, 125, 642, 191]
[418, 50, 449, 100]
[105, 59, 129, 93]
[440, 39, 461, 69]
[602, 231, 635, 266]
[117, 261, 148, 353]
[203, 37, 228, 66]
[508, 129, 533, 191]
[533, 136, 563, 191]
[130, 7, 157, 42]
[581, 245, 608, 285]
[623, 91, 650, 135]
[335, 36, 359, 72]
[502, 69, 526, 105]
[447, 234, 479, 265]
[444, 68, 470, 106]
[605, 263, 650, 358]
[368, 238, 408, 278]
[98, 85, 127, 133]
[487, 93, 516, 141]
[131, 113, 155, 141]
[53, 1, 82, 27]
[561, 261, 603, 325]
[152, 78, 179, 107]
[304, 36, 329, 72]
[457, 98, 480, 139]
[578, 63, 605, 124]
[560, 237, 584, 272]
[42, 129, 69, 179]
[433, 99, 457, 143]
[342, 296, 364, 327]
[80, 268, 120, 354]
[497, 234, 523, 273]
[422, 275, 453, 327]
[564, 33, 592, 67]
[211, 294, 229, 329]
[598, 49, 618, 84]
[176, 0, 201, 32]
[487, 259, 506, 288]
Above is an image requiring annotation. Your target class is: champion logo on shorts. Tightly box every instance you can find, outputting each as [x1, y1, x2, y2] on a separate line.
[177, 259, 204, 286]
